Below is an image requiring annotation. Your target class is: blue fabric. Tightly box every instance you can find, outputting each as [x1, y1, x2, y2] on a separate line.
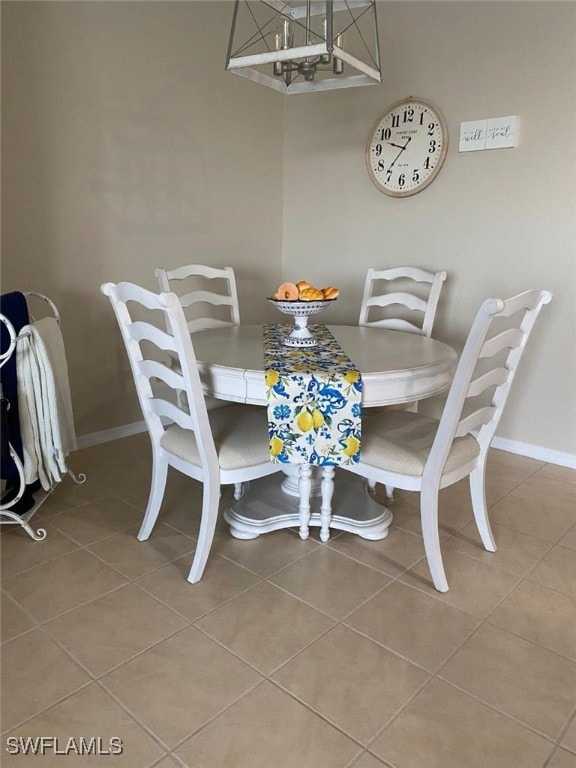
[1, 291, 29, 478]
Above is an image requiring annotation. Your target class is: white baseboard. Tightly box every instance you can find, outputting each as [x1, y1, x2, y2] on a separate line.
[76, 421, 147, 449]
[490, 435, 576, 469]
[77, 421, 576, 470]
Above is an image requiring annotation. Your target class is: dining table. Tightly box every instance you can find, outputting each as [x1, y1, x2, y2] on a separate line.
[191, 323, 457, 542]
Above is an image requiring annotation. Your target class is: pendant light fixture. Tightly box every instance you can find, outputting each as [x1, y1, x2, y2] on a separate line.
[226, 0, 381, 94]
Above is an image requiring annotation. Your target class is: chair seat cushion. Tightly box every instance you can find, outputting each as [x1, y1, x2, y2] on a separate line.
[160, 405, 270, 471]
[359, 410, 480, 477]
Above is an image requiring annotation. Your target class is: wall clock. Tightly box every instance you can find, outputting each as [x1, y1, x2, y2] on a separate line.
[366, 97, 448, 197]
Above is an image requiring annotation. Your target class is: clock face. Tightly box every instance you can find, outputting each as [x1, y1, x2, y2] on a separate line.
[366, 98, 448, 197]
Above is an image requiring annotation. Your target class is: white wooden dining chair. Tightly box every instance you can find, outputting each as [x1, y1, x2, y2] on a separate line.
[344, 289, 552, 592]
[101, 281, 281, 584]
[155, 263, 240, 333]
[359, 266, 448, 499]
[359, 266, 447, 336]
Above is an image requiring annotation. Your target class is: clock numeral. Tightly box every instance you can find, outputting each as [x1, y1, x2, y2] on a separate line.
[428, 140, 437, 154]
[377, 160, 385, 172]
[391, 114, 400, 128]
[412, 170, 420, 183]
[386, 169, 392, 182]
[379, 127, 391, 141]
[423, 157, 432, 169]
[403, 108, 414, 123]
[398, 173, 406, 188]
[419, 112, 426, 125]
[427, 122, 436, 136]
[374, 143, 383, 156]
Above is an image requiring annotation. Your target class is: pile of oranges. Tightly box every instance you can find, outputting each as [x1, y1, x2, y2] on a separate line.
[273, 280, 339, 301]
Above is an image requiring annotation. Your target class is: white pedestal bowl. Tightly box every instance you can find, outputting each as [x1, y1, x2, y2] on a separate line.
[268, 298, 336, 347]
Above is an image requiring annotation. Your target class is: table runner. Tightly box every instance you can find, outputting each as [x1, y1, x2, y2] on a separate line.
[264, 324, 362, 465]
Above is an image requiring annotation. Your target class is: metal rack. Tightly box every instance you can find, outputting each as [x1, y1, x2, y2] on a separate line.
[0, 292, 85, 540]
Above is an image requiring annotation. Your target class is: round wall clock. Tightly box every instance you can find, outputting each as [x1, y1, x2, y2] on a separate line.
[366, 97, 448, 197]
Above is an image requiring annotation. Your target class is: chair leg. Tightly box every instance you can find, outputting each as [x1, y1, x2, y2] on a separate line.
[233, 482, 244, 500]
[384, 484, 395, 502]
[187, 484, 220, 583]
[138, 452, 169, 541]
[420, 486, 449, 592]
[298, 463, 312, 540]
[469, 461, 497, 552]
[319, 466, 335, 542]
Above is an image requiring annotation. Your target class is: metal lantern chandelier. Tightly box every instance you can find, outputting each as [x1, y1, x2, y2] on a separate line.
[226, 0, 381, 94]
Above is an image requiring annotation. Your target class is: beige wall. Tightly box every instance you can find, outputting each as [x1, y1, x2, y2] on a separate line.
[1, 1, 285, 434]
[284, 1, 576, 456]
[2, 1, 575, 458]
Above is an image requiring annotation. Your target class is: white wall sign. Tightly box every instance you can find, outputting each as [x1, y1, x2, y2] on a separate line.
[459, 116, 518, 152]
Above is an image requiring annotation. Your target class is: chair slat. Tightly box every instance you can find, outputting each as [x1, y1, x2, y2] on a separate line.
[467, 367, 509, 398]
[364, 317, 422, 333]
[148, 398, 193, 430]
[368, 291, 428, 313]
[179, 290, 235, 309]
[480, 328, 524, 359]
[128, 321, 178, 353]
[137, 359, 185, 390]
[455, 405, 497, 438]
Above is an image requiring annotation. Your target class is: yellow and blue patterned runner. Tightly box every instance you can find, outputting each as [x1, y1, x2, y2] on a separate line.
[264, 324, 362, 465]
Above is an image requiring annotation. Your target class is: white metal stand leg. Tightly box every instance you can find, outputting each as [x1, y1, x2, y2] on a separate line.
[320, 466, 335, 542]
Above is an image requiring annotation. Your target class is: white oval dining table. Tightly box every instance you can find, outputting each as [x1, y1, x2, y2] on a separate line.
[191, 324, 458, 541]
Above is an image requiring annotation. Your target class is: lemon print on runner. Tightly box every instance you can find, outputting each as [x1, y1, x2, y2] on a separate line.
[270, 437, 283, 457]
[312, 409, 324, 428]
[296, 411, 314, 432]
[344, 370, 360, 384]
[265, 370, 279, 387]
[343, 436, 360, 457]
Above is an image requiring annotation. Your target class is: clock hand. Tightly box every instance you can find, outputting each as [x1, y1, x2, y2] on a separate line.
[386, 136, 412, 172]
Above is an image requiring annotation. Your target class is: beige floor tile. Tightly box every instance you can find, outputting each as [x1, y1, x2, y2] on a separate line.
[72, 432, 151, 471]
[439, 623, 576, 738]
[535, 464, 576, 487]
[559, 524, 576, 551]
[45, 583, 188, 676]
[509, 475, 576, 517]
[196, 581, 334, 674]
[153, 758, 181, 768]
[1, 592, 35, 642]
[1, 629, 90, 731]
[489, 494, 576, 543]
[400, 548, 519, 618]
[87, 524, 195, 580]
[548, 749, 576, 768]
[487, 449, 545, 475]
[353, 754, 389, 768]
[211, 527, 319, 578]
[2, 684, 164, 767]
[383, 504, 452, 542]
[371, 679, 551, 768]
[35, 478, 107, 518]
[562, 716, 576, 752]
[136, 553, 261, 621]
[443, 520, 552, 576]
[175, 681, 360, 768]
[50, 496, 144, 545]
[345, 581, 478, 672]
[327, 527, 426, 578]
[0, 523, 79, 578]
[528, 545, 576, 598]
[490, 580, 576, 661]
[270, 547, 390, 620]
[273, 624, 429, 743]
[102, 625, 261, 747]
[2, 549, 128, 623]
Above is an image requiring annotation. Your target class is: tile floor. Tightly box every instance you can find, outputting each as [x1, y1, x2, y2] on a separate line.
[1, 433, 575, 767]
